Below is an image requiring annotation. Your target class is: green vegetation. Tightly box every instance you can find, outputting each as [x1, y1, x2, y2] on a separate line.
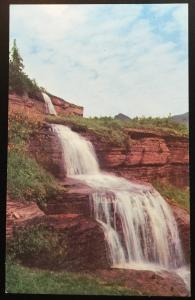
[6, 259, 142, 295]
[152, 180, 189, 211]
[8, 107, 63, 204]
[9, 39, 42, 99]
[7, 150, 61, 203]
[46, 115, 188, 147]
[8, 225, 68, 269]
[8, 107, 44, 151]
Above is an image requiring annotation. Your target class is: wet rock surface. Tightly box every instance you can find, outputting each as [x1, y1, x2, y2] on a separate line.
[171, 203, 190, 264]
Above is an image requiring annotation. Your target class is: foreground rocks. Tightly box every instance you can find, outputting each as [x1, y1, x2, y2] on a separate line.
[93, 268, 189, 296]
[13, 214, 109, 271]
[7, 195, 190, 296]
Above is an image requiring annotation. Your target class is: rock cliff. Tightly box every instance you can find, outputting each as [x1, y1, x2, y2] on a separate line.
[29, 125, 189, 188]
[9, 93, 83, 117]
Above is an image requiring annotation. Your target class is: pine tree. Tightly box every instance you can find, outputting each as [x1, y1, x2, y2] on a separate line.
[10, 39, 24, 73]
[9, 39, 25, 94]
[9, 39, 41, 98]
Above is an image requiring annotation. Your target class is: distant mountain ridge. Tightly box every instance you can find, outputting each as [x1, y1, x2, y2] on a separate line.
[114, 113, 130, 120]
[114, 112, 189, 127]
[171, 112, 188, 127]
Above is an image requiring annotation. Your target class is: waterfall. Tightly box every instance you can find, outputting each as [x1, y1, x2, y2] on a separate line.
[51, 122, 190, 291]
[42, 92, 57, 115]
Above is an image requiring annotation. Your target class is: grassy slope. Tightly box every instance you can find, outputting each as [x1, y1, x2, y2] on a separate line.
[6, 261, 142, 295]
[8, 108, 64, 204]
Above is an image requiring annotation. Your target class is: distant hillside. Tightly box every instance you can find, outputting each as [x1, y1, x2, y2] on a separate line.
[114, 113, 130, 121]
[171, 112, 189, 127]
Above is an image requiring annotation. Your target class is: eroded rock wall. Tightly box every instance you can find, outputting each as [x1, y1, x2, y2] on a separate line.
[81, 129, 189, 188]
[9, 93, 83, 117]
[31, 125, 189, 188]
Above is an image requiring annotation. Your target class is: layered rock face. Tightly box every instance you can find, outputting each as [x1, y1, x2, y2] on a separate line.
[30, 125, 189, 188]
[9, 93, 83, 117]
[82, 128, 189, 188]
[50, 94, 83, 116]
[29, 123, 66, 179]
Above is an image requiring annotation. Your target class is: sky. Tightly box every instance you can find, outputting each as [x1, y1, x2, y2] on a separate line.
[10, 4, 188, 117]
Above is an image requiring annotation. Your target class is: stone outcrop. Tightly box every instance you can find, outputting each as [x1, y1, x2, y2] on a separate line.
[81, 128, 189, 188]
[9, 93, 46, 114]
[13, 213, 109, 271]
[29, 125, 189, 188]
[6, 197, 45, 239]
[9, 93, 83, 117]
[49, 94, 83, 116]
[29, 123, 66, 179]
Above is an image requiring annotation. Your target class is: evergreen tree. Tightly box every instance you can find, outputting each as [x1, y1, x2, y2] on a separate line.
[10, 39, 24, 72]
[9, 39, 25, 94]
[9, 39, 41, 97]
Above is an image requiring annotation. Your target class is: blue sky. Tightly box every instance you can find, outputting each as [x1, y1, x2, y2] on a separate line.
[10, 4, 188, 117]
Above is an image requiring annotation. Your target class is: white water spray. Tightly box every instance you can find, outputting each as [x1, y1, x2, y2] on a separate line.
[42, 92, 57, 115]
[46, 96, 190, 291]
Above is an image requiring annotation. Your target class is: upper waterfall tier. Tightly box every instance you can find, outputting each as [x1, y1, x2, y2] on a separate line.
[42, 92, 57, 115]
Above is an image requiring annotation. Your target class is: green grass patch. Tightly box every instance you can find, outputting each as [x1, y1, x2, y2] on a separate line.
[8, 109, 64, 203]
[46, 115, 188, 148]
[7, 149, 62, 204]
[152, 180, 189, 211]
[6, 260, 142, 295]
[8, 109, 44, 151]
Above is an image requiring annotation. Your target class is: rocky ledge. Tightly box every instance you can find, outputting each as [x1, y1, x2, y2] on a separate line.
[29, 125, 189, 188]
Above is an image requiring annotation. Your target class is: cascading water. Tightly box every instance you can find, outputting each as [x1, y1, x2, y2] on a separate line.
[42, 92, 57, 115]
[44, 94, 190, 291]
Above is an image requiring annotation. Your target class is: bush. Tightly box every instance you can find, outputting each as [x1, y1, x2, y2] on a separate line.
[8, 224, 68, 269]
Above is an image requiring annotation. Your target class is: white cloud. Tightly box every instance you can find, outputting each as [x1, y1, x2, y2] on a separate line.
[10, 4, 188, 117]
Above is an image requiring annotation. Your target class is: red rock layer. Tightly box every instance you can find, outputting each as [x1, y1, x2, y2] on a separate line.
[29, 125, 189, 188]
[80, 129, 189, 188]
[50, 95, 83, 116]
[8, 93, 83, 117]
